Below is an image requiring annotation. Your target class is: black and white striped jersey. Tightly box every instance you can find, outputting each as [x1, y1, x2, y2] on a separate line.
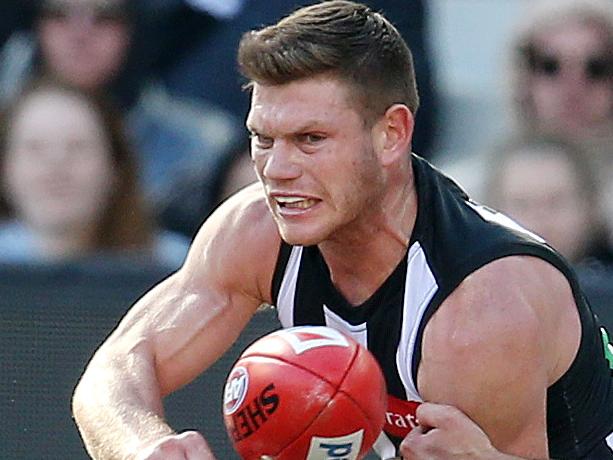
[270, 154, 613, 459]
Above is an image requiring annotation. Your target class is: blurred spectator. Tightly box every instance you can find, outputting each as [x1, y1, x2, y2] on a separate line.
[0, 0, 244, 228]
[509, 0, 613, 264]
[0, 1, 35, 47]
[484, 134, 613, 268]
[159, 140, 257, 237]
[0, 78, 190, 268]
[212, 146, 257, 205]
[438, 0, 613, 200]
[509, 0, 613, 142]
[602, 169, 613, 247]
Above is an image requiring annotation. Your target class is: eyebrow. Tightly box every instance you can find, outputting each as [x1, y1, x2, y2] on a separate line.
[246, 119, 326, 136]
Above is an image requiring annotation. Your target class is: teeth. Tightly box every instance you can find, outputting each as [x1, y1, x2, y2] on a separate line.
[275, 196, 304, 204]
[275, 196, 316, 209]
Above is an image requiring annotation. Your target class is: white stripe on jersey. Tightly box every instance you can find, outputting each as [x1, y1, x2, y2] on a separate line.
[372, 431, 398, 459]
[277, 245, 303, 327]
[323, 305, 368, 346]
[397, 242, 438, 403]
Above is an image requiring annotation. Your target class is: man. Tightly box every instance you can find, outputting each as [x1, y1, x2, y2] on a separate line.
[72, 1, 613, 459]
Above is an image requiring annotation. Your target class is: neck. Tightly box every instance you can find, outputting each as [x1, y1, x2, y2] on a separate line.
[319, 176, 418, 306]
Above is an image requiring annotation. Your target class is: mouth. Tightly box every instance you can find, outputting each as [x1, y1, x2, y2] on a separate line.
[272, 195, 321, 214]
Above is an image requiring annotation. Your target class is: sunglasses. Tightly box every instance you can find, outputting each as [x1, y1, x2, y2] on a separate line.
[40, 1, 129, 24]
[523, 46, 613, 82]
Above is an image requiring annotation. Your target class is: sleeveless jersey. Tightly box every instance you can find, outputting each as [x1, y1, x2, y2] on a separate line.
[270, 154, 613, 459]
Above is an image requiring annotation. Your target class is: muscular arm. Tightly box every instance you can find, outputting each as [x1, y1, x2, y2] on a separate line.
[415, 256, 581, 459]
[72, 185, 281, 459]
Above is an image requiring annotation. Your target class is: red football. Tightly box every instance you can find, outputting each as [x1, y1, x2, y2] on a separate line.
[222, 325, 387, 460]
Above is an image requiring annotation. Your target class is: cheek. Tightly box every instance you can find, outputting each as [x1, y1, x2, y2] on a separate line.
[556, 202, 588, 233]
[95, 32, 130, 67]
[74, 158, 116, 199]
[3, 151, 41, 200]
[334, 156, 382, 211]
[38, 24, 65, 53]
[586, 86, 613, 113]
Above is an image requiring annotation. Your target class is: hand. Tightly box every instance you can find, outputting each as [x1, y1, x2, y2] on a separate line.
[135, 431, 216, 460]
[399, 403, 502, 460]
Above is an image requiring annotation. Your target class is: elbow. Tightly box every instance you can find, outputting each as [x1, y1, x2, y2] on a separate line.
[72, 352, 105, 425]
[71, 339, 125, 419]
[72, 376, 88, 428]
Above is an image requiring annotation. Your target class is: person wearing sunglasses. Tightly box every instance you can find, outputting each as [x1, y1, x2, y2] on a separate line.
[511, 0, 613, 140]
[441, 0, 613, 239]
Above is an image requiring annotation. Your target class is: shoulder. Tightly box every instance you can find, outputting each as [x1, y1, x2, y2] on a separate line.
[417, 255, 582, 452]
[193, 182, 277, 246]
[184, 182, 281, 302]
[421, 255, 580, 392]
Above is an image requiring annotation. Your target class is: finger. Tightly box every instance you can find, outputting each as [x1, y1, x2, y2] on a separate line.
[415, 402, 461, 429]
[400, 424, 428, 459]
[175, 431, 213, 459]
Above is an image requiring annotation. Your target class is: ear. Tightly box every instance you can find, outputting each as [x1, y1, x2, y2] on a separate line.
[372, 104, 414, 166]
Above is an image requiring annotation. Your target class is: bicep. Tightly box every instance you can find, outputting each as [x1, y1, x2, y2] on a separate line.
[103, 192, 279, 396]
[417, 259, 551, 457]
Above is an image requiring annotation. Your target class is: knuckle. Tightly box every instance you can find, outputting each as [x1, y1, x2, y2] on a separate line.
[138, 434, 191, 460]
[179, 430, 207, 446]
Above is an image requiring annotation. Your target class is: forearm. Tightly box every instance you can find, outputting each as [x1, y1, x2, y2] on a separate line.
[489, 451, 555, 460]
[72, 350, 173, 460]
[496, 456, 555, 460]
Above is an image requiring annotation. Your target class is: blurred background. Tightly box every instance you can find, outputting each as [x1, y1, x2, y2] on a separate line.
[1, 1, 611, 458]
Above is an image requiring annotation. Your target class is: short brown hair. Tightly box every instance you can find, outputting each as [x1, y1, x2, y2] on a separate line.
[237, 0, 419, 125]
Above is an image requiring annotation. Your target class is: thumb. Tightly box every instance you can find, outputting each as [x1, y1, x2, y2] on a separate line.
[415, 402, 461, 429]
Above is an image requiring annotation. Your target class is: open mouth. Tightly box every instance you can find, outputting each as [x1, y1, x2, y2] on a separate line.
[274, 196, 320, 212]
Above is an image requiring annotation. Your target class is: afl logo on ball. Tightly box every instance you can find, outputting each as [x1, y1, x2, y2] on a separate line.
[224, 366, 249, 415]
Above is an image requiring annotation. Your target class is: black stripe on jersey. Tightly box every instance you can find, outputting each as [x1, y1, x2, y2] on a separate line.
[271, 240, 292, 305]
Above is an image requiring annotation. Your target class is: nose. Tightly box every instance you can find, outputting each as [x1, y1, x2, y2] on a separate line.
[39, 142, 75, 166]
[259, 143, 302, 181]
[556, 65, 592, 96]
[61, 8, 100, 35]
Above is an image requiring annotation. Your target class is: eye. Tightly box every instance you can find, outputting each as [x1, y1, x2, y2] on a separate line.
[250, 133, 274, 149]
[297, 133, 326, 145]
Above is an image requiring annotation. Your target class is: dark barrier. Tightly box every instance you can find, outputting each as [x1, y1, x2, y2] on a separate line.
[0, 263, 280, 460]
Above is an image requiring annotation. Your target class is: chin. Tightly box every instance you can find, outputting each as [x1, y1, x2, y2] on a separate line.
[278, 225, 328, 247]
[279, 232, 322, 247]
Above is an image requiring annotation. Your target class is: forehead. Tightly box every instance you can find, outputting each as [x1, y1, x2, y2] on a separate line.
[44, 0, 125, 8]
[533, 20, 609, 55]
[502, 148, 579, 186]
[246, 76, 362, 132]
[12, 90, 101, 136]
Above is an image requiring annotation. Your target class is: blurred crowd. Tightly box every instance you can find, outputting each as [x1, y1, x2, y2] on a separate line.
[0, 0, 611, 325]
[433, 0, 613, 330]
[2, 3, 609, 457]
